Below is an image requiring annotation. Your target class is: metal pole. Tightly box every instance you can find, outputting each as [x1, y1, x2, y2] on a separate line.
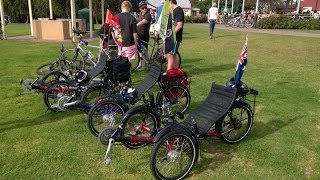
[70, 0, 76, 41]
[28, 0, 34, 36]
[231, 0, 234, 14]
[0, 0, 6, 39]
[224, 0, 228, 13]
[242, 0, 245, 15]
[49, 0, 53, 19]
[101, 0, 104, 25]
[89, 0, 93, 38]
[296, 0, 301, 14]
[255, 0, 259, 13]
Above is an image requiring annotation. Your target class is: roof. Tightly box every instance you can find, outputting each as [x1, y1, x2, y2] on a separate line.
[147, 0, 191, 9]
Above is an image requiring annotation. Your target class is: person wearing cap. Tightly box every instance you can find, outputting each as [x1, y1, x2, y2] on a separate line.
[116, 1, 138, 61]
[136, 1, 152, 70]
[208, 2, 219, 39]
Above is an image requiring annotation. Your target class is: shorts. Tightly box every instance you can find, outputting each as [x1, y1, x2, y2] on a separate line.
[118, 44, 137, 61]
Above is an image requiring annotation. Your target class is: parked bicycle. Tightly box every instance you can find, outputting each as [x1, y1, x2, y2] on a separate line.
[87, 63, 190, 137]
[131, 37, 182, 72]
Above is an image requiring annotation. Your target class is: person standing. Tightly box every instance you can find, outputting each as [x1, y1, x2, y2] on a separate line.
[116, 1, 138, 61]
[208, 3, 219, 39]
[136, 1, 152, 70]
[167, 0, 184, 70]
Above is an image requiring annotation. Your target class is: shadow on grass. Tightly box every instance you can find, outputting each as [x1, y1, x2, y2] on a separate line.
[0, 111, 80, 133]
[248, 115, 302, 141]
[183, 63, 234, 76]
[213, 34, 241, 39]
[191, 140, 236, 176]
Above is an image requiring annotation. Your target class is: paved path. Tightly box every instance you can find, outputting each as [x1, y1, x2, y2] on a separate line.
[203, 23, 320, 38]
[5, 24, 320, 41]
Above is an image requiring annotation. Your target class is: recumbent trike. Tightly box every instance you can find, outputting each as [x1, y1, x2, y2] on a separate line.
[98, 72, 258, 179]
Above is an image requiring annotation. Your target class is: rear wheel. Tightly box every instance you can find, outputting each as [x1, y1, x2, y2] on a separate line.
[81, 85, 112, 112]
[120, 107, 158, 149]
[61, 48, 85, 74]
[216, 101, 253, 144]
[150, 132, 197, 180]
[43, 81, 77, 112]
[130, 52, 140, 72]
[87, 100, 126, 137]
[40, 71, 69, 86]
[36, 61, 59, 75]
[157, 85, 190, 114]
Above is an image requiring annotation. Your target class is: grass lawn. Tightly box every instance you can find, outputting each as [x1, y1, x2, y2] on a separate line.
[0, 23, 319, 179]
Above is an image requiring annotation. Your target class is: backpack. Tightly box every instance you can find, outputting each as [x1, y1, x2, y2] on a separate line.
[165, 68, 189, 88]
[111, 56, 131, 83]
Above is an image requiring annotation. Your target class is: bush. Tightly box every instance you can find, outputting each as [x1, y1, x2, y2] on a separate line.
[185, 15, 207, 23]
[256, 16, 320, 29]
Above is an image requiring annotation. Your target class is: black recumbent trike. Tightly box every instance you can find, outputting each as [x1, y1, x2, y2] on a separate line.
[98, 70, 258, 179]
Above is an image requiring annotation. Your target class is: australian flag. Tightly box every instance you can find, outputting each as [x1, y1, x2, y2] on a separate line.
[233, 37, 248, 88]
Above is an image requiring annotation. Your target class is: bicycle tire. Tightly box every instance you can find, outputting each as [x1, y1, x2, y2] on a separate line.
[156, 84, 190, 114]
[39, 71, 69, 86]
[215, 101, 253, 144]
[43, 81, 77, 112]
[87, 100, 126, 137]
[150, 132, 197, 180]
[120, 107, 158, 149]
[130, 52, 140, 72]
[81, 85, 112, 112]
[36, 61, 59, 76]
[61, 48, 85, 73]
[161, 52, 182, 70]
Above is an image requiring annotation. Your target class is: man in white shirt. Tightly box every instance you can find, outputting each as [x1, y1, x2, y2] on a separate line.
[208, 3, 219, 39]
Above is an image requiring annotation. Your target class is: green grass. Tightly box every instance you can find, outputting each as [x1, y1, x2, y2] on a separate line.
[0, 24, 320, 179]
[4, 23, 31, 37]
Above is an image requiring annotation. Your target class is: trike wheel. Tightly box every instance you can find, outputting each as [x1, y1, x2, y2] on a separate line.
[157, 84, 190, 114]
[150, 132, 197, 180]
[36, 61, 59, 75]
[120, 108, 158, 149]
[130, 52, 140, 72]
[216, 102, 253, 144]
[39, 71, 69, 86]
[43, 81, 76, 112]
[87, 100, 126, 137]
[81, 85, 112, 112]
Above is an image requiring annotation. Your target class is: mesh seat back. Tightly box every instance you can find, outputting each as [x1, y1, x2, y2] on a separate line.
[87, 52, 108, 79]
[133, 64, 161, 102]
[182, 83, 237, 136]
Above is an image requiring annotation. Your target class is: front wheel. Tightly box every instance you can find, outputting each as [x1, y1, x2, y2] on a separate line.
[150, 132, 197, 180]
[87, 100, 126, 137]
[215, 101, 253, 144]
[81, 85, 112, 112]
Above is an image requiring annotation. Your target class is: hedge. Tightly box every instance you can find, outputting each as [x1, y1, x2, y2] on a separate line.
[185, 15, 207, 23]
[256, 16, 320, 30]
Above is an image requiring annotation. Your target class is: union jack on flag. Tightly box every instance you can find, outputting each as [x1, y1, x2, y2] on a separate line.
[234, 37, 248, 88]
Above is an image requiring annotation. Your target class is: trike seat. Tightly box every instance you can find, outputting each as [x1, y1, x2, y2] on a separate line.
[182, 83, 237, 137]
[132, 64, 161, 102]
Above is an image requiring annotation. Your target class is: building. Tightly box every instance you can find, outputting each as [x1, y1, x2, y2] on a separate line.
[300, 0, 320, 11]
[147, 0, 193, 16]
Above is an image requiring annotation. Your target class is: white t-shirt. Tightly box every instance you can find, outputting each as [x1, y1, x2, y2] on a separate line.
[208, 7, 219, 20]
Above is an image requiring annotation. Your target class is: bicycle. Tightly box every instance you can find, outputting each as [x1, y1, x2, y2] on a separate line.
[87, 63, 190, 137]
[43, 53, 131, 112]
[130, 37, 182, 72]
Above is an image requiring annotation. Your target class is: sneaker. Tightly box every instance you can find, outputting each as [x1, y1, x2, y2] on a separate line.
[210, 35, 213, 39]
